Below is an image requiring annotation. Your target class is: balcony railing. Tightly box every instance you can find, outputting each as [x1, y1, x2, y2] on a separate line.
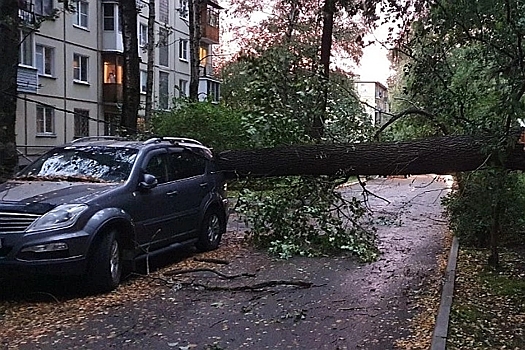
[18, 1, 36, 25]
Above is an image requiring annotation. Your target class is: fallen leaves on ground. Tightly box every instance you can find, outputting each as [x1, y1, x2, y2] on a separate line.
[447, 247, 525, 350]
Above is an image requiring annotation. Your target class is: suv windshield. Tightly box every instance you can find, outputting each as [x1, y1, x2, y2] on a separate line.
[17, 146, 138, 183]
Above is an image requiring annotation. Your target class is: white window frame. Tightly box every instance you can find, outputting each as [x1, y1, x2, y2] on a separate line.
[19, 30, 34, 67]
[103, 3, 115, 31]
[73, 0, 89, 29]
[36, 105, 55, 135]
[140, 70, 147, 94]
[73, 53, 89, 83]
[179, 39, 188, 61]
[139, 23, 148, 48]
[178, 79, 187, 97]
[35, 44, 54, 76]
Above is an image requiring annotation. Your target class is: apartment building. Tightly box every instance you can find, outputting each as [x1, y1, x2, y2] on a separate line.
[355, 81, 389, 126]
[16, 0, 221, 161]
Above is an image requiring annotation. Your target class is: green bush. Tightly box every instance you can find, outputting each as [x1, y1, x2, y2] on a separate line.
[443, 171, 525, 247]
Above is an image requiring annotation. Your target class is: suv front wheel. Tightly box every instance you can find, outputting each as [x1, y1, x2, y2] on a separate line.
[86, 230, 122, 293]
[196, 210, 224, 252]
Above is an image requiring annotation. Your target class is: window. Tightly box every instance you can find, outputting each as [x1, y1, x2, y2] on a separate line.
[73, 0, 89, 28]
[34, 0, 54, 16]
[36, 45, 54, 76]
[36, 105, 55, 135]
[145, 154, 169, 184]
[374, 111, 382, 126]
[140, 70, 147, 93]
[178, 0, 188, 19]
[207, 8, 219, 27]
[139, 23, 148, 47]
[179, 39, 188, 61]
[178, 79, 187, 97]
[158, 71, 169, 109]
[158, 28, 169, 67]
[168, 152, 206, 180]
[159, 0, 169, 23]
[207, 81, 220, 102]
[73, 54, 89, 82]
[74, 109, 90, 138]
[104, 113, 120, 136]
[20, 31, 33, 66]
[103, 3, 115, 31]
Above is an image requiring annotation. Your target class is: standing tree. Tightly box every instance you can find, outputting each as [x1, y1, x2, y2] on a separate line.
[144, 0, 156, 120]
[119, 0, 141, 135]
[0, 0, 20, 180]
[188, 0, 205, 100]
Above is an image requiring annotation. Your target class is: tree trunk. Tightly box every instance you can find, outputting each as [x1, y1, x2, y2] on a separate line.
[0, 1, 20, 180]
[189, 0, 203, 100]
[119, 0, 141, 135]
[144, 0, 156, 120]
[311, 0, 336, 140]
[217, 134, 525, 179]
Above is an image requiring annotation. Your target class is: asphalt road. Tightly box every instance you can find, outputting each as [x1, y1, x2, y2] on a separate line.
[1, 175, 452, 350]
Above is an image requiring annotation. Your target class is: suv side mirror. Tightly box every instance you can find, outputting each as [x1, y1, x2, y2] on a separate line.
[138, 173, 158, 190]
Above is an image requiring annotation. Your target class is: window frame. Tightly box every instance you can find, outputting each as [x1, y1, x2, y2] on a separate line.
[158, 71, 169, 110]
[73, 0, 89, 29]
[139, 23, 148, 47]
[35, 44, 54, 76]
[158, 28, 169, 67]
[73, 53, 89, 83]
[36, 105, 55, 136]
[34, 0, 54, 16]
[179, 39, 188, 61]
[19, 30, 34, 67]
[140, 70, 148, 94]
[73, 108, 90, 138]
[103, 3, 115, 31]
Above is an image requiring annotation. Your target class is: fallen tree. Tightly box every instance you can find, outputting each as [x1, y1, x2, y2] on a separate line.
[217, 134, 525, 178]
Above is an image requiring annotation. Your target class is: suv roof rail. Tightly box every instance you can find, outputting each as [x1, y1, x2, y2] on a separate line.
[143, 137, 203, 146]
[71, 136, 127, 143]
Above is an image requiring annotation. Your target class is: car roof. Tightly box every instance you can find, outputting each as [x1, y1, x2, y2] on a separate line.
[61, 136, 213, 158]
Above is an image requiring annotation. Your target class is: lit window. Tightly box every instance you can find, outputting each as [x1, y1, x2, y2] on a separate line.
[179, 39, 188, 61]
[73, 53, 89, 82]
[36, 105, 55, 135]
[74, 0, 89, 29]
[36, 45, 54, 76]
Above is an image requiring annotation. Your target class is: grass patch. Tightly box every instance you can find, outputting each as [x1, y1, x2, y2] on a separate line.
[447, 247, 525, 349]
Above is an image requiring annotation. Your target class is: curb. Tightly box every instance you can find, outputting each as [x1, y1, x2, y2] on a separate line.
[431, 236, 459, 350]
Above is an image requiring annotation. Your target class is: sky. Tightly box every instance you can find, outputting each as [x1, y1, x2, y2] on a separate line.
[354, 24, 393, 86]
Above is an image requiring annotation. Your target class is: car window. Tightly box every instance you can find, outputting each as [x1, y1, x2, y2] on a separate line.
[168, 151, 206, 181]
[145, 154, 169, 184]
[17, 147, 138, 183]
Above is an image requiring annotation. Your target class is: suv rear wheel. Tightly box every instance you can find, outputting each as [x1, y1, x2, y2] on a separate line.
[86, 230, 122, 293]
[196, 210, 224, 252]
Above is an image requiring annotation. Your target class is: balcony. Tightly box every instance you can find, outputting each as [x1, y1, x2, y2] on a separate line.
[103, 83, 123, 103]
[18, 1, 36, 26]
[200, 1, 222, 44]
[17, 66, 38, 94]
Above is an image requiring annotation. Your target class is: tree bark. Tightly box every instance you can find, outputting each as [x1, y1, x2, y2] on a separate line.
[0, 1, 20, 180]
[217, 134, 525, 179]
[144, 0, 156, 120]
[188, 0, 203, 100]
[119, 0, 141, 135]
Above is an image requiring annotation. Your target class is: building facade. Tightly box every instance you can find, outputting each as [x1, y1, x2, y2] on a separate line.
[16, 0, 221, 161]
[355, 81, 389, 126]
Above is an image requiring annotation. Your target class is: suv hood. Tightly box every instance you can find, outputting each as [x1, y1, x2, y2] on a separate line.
[0, 180, 119, 214]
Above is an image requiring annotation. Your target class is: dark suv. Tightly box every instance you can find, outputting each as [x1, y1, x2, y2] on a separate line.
[0, 137, 228, 292]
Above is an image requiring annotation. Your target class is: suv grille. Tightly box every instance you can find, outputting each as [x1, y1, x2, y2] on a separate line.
[0, 212, 41, 234]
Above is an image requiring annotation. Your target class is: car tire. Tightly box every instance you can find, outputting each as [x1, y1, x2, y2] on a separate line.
[86, 230, 122, 293]
[196, 209, 224, 252]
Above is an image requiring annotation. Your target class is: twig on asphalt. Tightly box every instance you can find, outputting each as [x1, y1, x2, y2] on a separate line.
[164, 268, 256, 279]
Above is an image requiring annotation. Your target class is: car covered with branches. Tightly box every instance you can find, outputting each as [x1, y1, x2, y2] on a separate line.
[0, 137, 228, 292]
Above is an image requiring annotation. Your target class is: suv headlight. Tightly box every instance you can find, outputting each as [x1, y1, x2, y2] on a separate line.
[27, 204, 88, 232]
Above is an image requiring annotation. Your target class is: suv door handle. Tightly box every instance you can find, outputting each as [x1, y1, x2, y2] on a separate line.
[199, 183, 209, 188]
[166, 190, 178, 196]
